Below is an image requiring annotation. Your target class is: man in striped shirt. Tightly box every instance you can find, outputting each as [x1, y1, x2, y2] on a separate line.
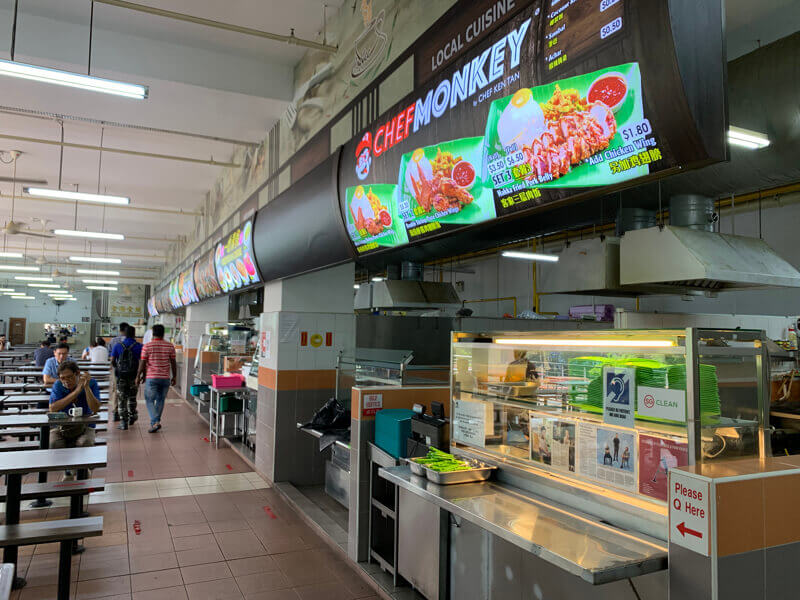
[136, 324, 176, 433]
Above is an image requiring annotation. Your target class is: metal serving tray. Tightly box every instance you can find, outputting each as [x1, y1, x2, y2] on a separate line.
[407, 457, 496, 485]
[484, 381, 540, 398]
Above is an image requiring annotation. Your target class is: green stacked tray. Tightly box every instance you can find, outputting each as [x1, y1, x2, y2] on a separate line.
[566, 356, 722, 421]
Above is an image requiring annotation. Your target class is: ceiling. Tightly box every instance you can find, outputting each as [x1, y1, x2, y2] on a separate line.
[0, 0, 341, 292]
[0, 0, 795, 295]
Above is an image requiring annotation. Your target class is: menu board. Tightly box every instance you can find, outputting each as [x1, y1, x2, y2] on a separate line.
[146, 297, 158, 317]
[193, 249, 222, 299]
[178, 266, 199, 306]
[153, 287, 172, 314]
[168, 277, 182, 310]
[338, 0, 724, 254]
[215, 219, 260, 293]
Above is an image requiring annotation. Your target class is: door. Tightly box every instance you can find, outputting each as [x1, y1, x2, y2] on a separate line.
[9, 318, 26, 346]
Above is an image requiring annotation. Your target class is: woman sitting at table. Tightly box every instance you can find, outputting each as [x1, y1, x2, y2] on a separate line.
[48, 361, 100, 450]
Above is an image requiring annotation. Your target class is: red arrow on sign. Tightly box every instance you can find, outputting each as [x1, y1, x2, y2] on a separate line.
[676, 522, 703, 539]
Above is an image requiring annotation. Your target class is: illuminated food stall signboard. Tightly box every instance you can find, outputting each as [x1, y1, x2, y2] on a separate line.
[215, 220, 260, 293]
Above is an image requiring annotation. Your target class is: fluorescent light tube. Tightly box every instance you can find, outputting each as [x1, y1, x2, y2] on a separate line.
[69, 256, 122, 264]
[495, 338, 675, 348]
[0, 265, 39, 271]
[728, 126, 769, 149]
[75, 269, 120, 276]
[371, 277, 385, 282]
[54, 230, 124, 240]
[0, 288, 15, 292]
[0, 252, 23, 258]
[14, 276, 51, 281]
[3, 292, 25, 296]
[24, 188, 130, 205]
[82, 279, 118, 285]
[0, 58, 148, 99]
[86, 286, 118, 291]
[353, 284, 360, 289]
[30, 284, 61, 288]
[501, 251, 559, 262]
[11, 295, 34, 300]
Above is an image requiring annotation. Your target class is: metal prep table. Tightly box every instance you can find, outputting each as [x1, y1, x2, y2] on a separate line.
[380, 465, 667, 591]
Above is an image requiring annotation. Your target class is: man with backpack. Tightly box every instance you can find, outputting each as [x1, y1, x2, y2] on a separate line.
[111, 325, 142, 430]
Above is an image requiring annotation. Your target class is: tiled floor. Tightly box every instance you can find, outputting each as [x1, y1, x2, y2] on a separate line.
[7, 389, 380, 600]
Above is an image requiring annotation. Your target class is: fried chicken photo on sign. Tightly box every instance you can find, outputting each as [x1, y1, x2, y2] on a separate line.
[409, 148, 474, 214]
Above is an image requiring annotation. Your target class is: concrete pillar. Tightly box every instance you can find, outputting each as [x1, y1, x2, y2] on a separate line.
[254, 263, 356, 483]
[182, 296, 228, 399]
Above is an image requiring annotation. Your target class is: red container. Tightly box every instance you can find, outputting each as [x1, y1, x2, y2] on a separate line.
[212, 374, 245, 388]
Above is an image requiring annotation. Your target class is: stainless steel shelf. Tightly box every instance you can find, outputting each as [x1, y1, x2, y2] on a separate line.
[379, 465, 667, 585]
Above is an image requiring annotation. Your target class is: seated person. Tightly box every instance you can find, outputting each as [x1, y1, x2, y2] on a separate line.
[43, 342, 71, 385]
[89, 338, 109, 363]
[81, 342, 93, 360]
[48, 361, 100, 450]
[34, 340, 55, 368]
[0, 334, 10, 350]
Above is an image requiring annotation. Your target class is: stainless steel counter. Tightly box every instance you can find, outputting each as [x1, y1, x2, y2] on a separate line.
[296, 423, 351, 451]
[379, 465, 667, 585]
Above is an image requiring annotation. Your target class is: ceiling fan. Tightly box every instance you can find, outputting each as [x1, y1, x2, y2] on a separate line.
[3, 153, 54, 239]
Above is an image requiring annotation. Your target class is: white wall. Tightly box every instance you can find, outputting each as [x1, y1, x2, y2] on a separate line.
[0, 292, 92, 342]
[432, 201, 800, 319]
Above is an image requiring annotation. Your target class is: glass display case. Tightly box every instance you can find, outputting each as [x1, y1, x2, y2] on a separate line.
[450, 329, 769, 517]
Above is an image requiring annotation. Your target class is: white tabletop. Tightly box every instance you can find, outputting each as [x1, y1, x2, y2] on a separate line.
[0, 446, 107, 474]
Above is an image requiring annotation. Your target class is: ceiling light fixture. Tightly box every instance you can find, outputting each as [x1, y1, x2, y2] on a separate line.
[0, 288, 15, 292]
[0, 265, 39, 272]
[3, 292, 25, 296]
[728, 126, 770, 149]
[371, 277, 385, 282]
[11, 295, 34, 300]
[353, 284, 360, 289]
[82, 279, 118, 285]
[86, 286, 117, 291]
[0, 252, 23, 258]
[0, 58, 148, 99]
[24, 188, 130, 205]
[69, 256, 122, 264]
[14, 276, 51, 281]
[75, 269, 120, 276]
[30, 284, 61, 288]
[54, 230, 124, 240]
[501, 251, 559, 262]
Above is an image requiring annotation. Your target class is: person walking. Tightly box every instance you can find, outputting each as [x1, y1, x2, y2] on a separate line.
[34, 340, 55, 367]
[137, 324, 176, 433]
[107, 323, 128, 422]
[111, 326, 142, 430]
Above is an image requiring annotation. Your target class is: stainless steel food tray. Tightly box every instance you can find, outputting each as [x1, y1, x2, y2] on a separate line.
[485, 382, 539, 397]
[407, 457, 496, 485]
[408, 458, 426, 476]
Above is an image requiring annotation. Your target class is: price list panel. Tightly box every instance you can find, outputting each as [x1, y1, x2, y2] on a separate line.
[543, 0, 625, 74]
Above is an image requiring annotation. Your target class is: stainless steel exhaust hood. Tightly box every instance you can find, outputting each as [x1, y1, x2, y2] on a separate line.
[354, 280, 462, 312]
[619, 226, 800, 291]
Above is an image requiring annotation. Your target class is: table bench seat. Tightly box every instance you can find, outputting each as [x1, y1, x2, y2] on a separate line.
[0, 479, 105, 502]
[0, 438, 106, 452]
[0, 517, 103, 600]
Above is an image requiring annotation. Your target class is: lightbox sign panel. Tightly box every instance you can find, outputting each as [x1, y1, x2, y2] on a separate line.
[194, 249, 222, 300]
[339, 0, 725, 255]
[178, 266, 199, 307]
[215, 219, 260, 293]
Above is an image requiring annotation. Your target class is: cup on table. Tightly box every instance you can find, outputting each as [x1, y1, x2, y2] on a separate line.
[68, 407, 83, 417]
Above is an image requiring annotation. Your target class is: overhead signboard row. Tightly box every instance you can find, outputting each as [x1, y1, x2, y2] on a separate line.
[149, 0, 725, 312]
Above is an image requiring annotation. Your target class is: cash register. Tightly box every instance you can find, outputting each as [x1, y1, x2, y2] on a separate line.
[406, 401, 449, 457]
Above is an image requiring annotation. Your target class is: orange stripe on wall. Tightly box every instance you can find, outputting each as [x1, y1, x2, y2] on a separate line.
[186, 348, 198, 358]
[257, 368, 334, 391]
[258, 366, 276, 389]
[351, 386, 450, 420]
